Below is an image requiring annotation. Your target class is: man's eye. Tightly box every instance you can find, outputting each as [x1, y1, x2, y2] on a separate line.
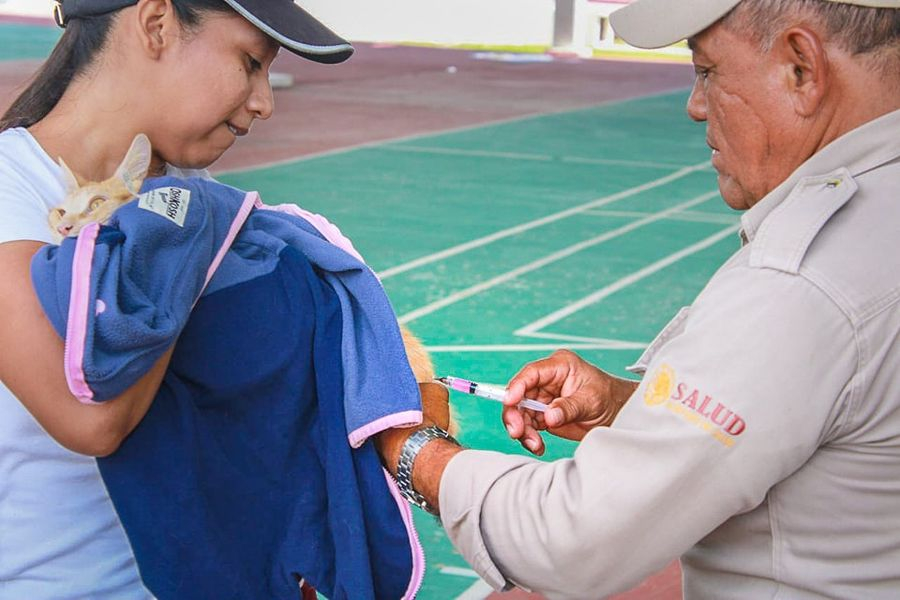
[247, 55, 262, 72]
[694, 67, 711, 80]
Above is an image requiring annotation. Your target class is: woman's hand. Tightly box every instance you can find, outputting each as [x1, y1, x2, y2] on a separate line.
[503, 350, 638, 456]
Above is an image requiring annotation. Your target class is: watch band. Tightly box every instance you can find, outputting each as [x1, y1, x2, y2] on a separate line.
[395, 425, 459, 515]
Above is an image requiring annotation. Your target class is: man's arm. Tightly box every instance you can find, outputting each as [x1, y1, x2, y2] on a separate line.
[376, 351, 640, 542]
[389, 268, 857, 598]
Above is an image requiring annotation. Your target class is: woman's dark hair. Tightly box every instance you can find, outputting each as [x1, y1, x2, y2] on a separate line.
[0, 0, 232, 133]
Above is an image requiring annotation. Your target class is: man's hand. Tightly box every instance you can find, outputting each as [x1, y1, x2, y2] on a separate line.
[503, 350, 638, 456]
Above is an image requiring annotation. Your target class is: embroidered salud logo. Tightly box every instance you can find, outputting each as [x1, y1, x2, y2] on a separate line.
[138, 187, 191, 227]
[644, 364, 746, 447]
[644, 364, 675, 406]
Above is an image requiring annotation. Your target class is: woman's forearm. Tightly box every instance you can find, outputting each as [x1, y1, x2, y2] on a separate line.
[0, 241, 171, 456]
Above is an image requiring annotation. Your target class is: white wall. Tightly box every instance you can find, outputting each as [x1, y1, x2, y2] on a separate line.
[0, 0, 55, 18]
[299, 0, 556, 47]
[0, 0, 560, 48]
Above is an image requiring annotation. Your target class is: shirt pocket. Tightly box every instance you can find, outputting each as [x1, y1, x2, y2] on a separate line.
[626, 306, 691, 376]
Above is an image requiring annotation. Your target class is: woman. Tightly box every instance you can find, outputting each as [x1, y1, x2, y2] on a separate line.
[0, 1, 418, 596]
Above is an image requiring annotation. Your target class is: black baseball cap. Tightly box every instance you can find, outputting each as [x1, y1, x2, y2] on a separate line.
[53, 0, 354, 64]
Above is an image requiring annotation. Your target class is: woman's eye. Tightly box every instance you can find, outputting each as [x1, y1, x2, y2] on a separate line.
[247, 55, 262, 72]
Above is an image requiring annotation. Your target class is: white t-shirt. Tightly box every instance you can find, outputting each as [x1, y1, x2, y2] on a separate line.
[0, 127, 204, 598]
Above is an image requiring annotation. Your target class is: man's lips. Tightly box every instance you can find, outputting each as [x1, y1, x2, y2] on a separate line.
[707, 139, 721, 164]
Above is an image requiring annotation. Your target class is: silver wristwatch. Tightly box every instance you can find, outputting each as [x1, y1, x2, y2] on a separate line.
[395, 425, 459, 515]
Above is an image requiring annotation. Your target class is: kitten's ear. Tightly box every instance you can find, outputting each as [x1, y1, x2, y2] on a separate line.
[115, 133, 153, 196]
[58, 157, 83, 194]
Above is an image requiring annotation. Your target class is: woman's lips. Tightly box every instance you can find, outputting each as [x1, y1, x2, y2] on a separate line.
[227, 123, 249, 137]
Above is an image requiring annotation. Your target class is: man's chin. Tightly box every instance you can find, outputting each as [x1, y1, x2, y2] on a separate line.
[717, 175, 753, 211]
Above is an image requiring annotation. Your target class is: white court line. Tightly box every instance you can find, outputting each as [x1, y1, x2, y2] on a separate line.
[561, 154, 694, 170]
[425, 342, 645, 353]
[517, 224, 740, 337]
[397, 190, 719, 324]
[515, 330, 647, 347]
[216, 88, 692, 176]
[583, 209, 737, 225]
[381, 144, 692, 171]
[379, 160, 711, 281]
[440, 566, 494, 600]
[381, 145, 553, 162]
[440, 566, 480, 578]
[454, 580, 494, 600]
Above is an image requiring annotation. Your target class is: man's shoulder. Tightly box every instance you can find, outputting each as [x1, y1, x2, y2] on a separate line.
[751, 160, 900, 322]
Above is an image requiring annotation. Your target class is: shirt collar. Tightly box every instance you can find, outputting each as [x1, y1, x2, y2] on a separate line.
[740, 108, 900, 243]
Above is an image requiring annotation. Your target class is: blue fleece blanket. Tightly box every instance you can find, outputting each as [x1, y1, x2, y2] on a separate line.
[30, 177, 425, 599]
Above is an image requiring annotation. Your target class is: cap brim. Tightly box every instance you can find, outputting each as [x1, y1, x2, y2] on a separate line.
[222, 0, 354, 64]
[609, 0, 742, 49]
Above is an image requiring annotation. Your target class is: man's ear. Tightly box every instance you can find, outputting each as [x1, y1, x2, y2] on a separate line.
[134, 0, 177, 59]
[774, 26, 830, 117]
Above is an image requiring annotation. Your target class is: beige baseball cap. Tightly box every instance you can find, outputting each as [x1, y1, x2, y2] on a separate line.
[610, 0, 900, 49]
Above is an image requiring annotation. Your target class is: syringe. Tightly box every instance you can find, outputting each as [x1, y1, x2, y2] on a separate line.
[435, 376, 548, 413]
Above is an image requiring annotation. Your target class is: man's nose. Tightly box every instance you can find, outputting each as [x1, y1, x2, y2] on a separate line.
[687, 79, 707, 122]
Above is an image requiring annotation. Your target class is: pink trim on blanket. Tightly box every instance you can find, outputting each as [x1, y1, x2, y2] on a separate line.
[200, 191, 258, 295]
[256, 201, 366, 263]
[257, 196, 425, 594]
[383, 468, 426, 600]
[348, 410, 423, 449]
[64, 222, 101, 404]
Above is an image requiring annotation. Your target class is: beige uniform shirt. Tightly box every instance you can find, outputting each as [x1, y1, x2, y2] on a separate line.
[440, 109, 900, 599]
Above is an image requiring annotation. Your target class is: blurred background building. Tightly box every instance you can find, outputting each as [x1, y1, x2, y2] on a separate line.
[0, 0, 687, 58]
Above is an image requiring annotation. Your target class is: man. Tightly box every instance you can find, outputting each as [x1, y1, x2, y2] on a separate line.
[377, 1, 900, 597]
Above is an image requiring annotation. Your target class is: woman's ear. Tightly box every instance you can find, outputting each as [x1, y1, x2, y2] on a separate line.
[133, 0, 178, 59]
[774, 26, 830, 118]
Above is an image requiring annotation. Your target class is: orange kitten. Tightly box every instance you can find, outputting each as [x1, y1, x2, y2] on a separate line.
[48, 133, 152, 242]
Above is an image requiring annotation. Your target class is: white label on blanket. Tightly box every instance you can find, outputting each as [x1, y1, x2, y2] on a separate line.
[138, 187, 191, 227]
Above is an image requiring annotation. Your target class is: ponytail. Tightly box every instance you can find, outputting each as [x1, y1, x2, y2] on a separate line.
[0, 0, 231, 133]
[0, 15, 115, 132]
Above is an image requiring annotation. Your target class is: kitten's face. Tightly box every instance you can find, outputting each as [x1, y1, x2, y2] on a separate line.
[48, 185, 128, 240]
[49, 133, 152, 242]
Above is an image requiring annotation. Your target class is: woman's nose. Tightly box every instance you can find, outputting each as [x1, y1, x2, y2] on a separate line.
[249, 76, 275, 121]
